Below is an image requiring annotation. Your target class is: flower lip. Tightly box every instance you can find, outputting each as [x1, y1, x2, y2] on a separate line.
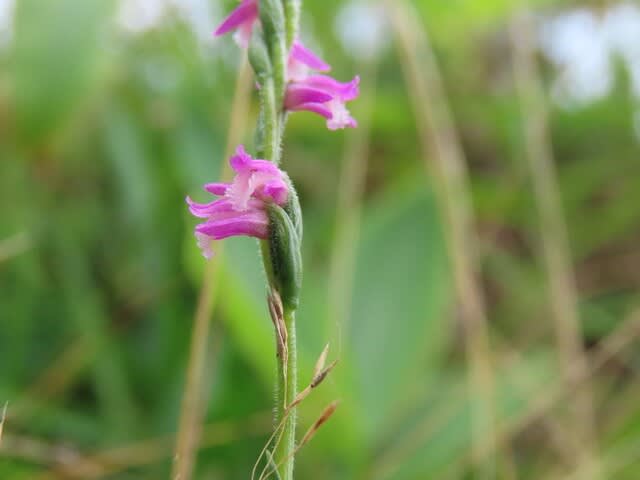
[284, 85, 334, 109]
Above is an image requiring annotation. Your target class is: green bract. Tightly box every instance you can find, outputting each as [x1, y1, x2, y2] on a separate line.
[267, 203, 302, 310]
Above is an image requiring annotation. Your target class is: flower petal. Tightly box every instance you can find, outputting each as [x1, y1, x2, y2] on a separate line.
[186, 197, 234, 218]
[204, 182, 229, 195]
[195, 210, 269, 239]
[287, 102, 333, 119]
[233, 19, 254, 48]
[284, 85, 333, 109]
[213, 0, 258, 36]
[259, 179, 289, 204]
[228, 145, 278, 174]
[228, 144, 253, 171]
[301, 75, 360, 101]
[290, 40, 330, 72]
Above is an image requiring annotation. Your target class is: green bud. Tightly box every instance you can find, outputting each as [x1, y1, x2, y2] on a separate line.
[249, 30, 272, 83]
[254, 109, 266, 159]
[283, 177, 303, 242]
[259, 0, 286, 46]
[267, 203, 302, 310]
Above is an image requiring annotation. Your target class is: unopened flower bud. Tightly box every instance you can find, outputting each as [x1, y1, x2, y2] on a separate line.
[249, 31, 272, 82]
[283, 179, 303, 242]
[259, 0, 285, 50]
[267, 203, 302, 310]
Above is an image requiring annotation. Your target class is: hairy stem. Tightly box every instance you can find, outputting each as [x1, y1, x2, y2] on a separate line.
[284, 0, 300, 49]
[260, 77, 281, 164]
[274, 308, 297, 480]
[258, 4, 298, 476]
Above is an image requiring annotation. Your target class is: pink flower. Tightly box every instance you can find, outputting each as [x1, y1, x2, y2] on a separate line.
[285, 74, 360, 130]
[287, 40, 330, 82]
[213, 0, 259, 48]
[186, 145, 289, 259]
[284, 40, 359, 130]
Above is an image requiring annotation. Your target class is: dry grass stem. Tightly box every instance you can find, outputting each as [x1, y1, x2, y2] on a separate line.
[268, 290, 289, 381]
[0, 232, 33, 263]
[27, 339, 90, 400]
[372, 307, 640, 478]
[509, 8, 599, 479]
[297, 401, 339, 450]
[491, 310, 640, 472]
[171, 55, 253, 480]
[386, 0, 499, 476]
[289, 345, 337, 411]
[0, 402, 7, 444]
[313, 344, 330, 378]
[0, 414, 270, 480]
[260, 401, 340, 480]
[252, 346, 338, 480]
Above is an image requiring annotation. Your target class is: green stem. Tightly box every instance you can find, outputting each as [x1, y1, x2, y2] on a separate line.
[271, 36, 287, 104]
[261, 77, 280, 164]
[284, 0, 300, 49]
[257, 5, 299, 476]
[275, 308, 297, 480]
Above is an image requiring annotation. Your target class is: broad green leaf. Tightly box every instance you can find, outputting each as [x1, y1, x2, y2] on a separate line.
[347, 179, 451, 439]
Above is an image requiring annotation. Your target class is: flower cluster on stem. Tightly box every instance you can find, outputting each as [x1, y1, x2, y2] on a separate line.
[188, 1, 359, 478]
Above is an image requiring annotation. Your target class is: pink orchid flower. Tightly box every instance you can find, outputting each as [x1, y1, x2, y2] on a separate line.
[284, 40, 359, 130]
[213, 0, 259, 48]
[186, 145, 289, 259]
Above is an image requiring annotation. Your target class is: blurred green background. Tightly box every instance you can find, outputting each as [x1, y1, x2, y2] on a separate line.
[1, 0, 640, 478]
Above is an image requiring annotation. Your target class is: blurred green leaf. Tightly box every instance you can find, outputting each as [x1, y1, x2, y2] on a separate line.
[12, 0, 113, 147]
[347, 179, 450, 438]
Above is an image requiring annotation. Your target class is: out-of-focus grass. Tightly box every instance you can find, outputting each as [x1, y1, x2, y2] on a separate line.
[1, 0, 640, 479]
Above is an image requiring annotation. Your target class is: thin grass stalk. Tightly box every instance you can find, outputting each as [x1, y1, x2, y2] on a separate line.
[9, 414, 270, 480]
[171, 56, 253, 480]
[326, 59, 376, 352]
[482, 310, 640, 477]
[385, 1, 499, 476]
[509, 8, 600, 479]
[372, 306, 640, 479]
[0, 232, 32, 263]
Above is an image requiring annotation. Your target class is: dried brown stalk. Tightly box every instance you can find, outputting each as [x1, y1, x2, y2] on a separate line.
[171, 55, 253, 480]
[385, 0, 499, 476]
[509, 7, 599, 479]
